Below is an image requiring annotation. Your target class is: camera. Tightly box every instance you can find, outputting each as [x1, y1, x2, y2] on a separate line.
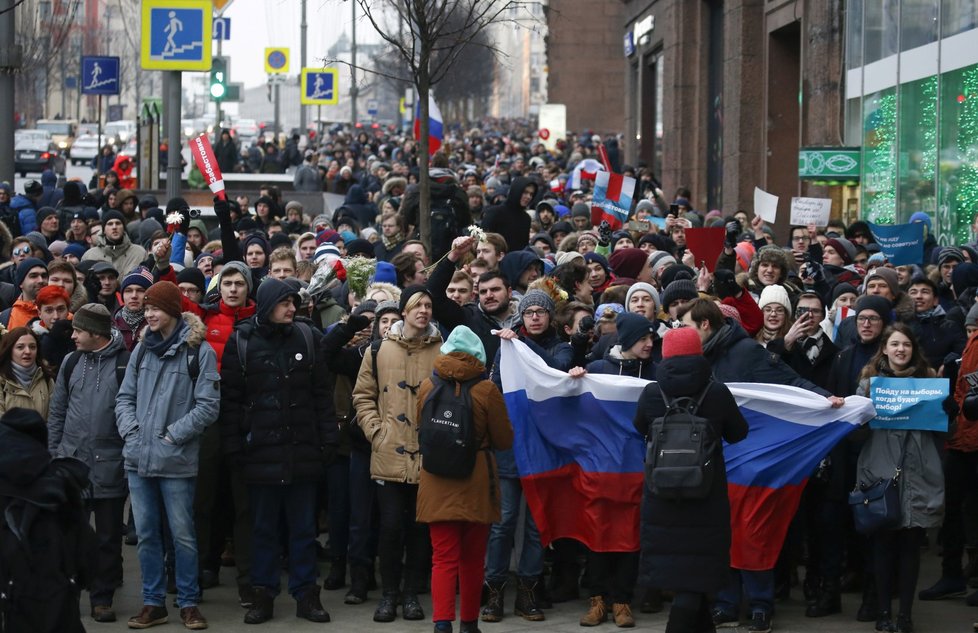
[189, 208, 202, 219]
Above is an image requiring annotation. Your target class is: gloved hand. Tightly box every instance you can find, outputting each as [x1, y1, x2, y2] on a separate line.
[597, 220, 612, 247]
[713, 268, 741, 300]
[213, 196, 231, 225]
[724, 221, 741, 249]
[944, 395, 962, 420]
[179, 209, 191, 234]
[346, 314, 371, 334]
[570, 331, 591, 348]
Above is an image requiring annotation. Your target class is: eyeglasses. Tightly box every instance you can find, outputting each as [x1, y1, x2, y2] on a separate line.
[856, 315, 882, 324]
[795, 306, 820, 316]
[854, 258, 869, 265]
[12, 246, 31, 256]
[792, 235, 810, 243]
[762, 306, 786, 315]
[522, 309, 549, 318]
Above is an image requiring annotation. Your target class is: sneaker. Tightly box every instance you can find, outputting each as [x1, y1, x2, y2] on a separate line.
[180, 606, 208, 630]
[711, 608, 739, 628]
[918, 576, 967, 600]
[127, 605, 168, 629]
[91, 605, 117, 622]
[748, 611, 771, 633]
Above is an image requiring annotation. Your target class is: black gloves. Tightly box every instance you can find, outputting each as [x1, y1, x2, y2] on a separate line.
[213, 196, 231, 225]
[346, 314, 371, 334]
[179, 209, 191, 234]
[724, 221, 741, 249]
[597, 220, 612, 247]
[713, 268, 741, 300]
[945, 395, 962, 420]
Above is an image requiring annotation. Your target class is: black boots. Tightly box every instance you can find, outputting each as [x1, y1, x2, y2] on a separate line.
[548, 561, 580, 602]
[857, 576, 878, 622]
[244, 587, 274, 624]
[373, 590, 398, 623]
[345, 564, 370, 605]
[514, 576, 545, 621]
[806, 580, 842, 618]
[296, 586, 330, 622]
[323, 557, 346, 590]
[480, 581, 505, 622]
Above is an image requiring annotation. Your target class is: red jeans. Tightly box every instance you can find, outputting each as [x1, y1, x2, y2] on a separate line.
[429, 521, 490, 622]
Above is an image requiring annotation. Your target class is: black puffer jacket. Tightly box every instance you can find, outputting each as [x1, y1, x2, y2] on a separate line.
[219, 281, 336, 485]
[586, 344, 657, 380]
[633, 354, 748, 593]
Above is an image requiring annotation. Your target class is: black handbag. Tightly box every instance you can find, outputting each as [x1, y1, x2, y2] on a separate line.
[848, 432, 911, 535]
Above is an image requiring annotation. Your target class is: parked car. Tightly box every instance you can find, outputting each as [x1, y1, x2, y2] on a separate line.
[14, 138, 66, 176]
[14, 129, 51, 144]
[69, 134, 108, 165]
[35, 119, 78, 153]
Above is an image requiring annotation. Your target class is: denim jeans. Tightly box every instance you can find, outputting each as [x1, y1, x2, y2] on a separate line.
[128, 473, 199, 608]
[250, 482, 319, 598]
[484, 477, 544, 583]
[714, 568, 775, 617]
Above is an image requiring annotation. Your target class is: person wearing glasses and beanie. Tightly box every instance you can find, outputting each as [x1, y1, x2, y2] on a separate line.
[482, 290, 573, 624]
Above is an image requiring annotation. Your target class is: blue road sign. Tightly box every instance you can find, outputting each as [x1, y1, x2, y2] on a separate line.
[213, 16, 231, 40]
[81, 56, 120, 96]
[141, 0, 212, 71]
[300, 68, 338, 105]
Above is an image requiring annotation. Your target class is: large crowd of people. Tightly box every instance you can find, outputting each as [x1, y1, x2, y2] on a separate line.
[0, 118, 977, 633]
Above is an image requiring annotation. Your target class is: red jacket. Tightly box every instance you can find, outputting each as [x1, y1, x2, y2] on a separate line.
[182, 296, 256, 372]
[722, 290, 763, 337]
[952, 332, 978, 452]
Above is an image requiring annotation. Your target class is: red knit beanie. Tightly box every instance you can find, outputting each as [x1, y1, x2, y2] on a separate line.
[662, 327, 703, 358]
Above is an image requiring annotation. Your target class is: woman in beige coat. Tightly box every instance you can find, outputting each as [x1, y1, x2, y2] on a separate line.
[352, 286, 442, 624]
[416, 325, 513, 633]
[0, 326, 53, 419]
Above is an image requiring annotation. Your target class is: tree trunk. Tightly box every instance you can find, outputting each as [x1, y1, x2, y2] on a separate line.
[417, 59, 432, 257]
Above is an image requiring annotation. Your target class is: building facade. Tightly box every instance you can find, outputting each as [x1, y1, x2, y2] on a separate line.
[621, 0, 847, 239]
[846, 0, 978, 245]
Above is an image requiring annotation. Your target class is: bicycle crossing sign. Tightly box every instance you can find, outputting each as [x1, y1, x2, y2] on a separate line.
[141, 0, 213, 71]
[81, 56, 120, 95]
[300, 68, 339, 105]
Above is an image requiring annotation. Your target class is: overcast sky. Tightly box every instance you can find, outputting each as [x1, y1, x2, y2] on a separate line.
[217, 0, 383, 90]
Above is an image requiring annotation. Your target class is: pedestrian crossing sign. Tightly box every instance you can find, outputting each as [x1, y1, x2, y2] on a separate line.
[141, 0, 213, 71]
[81, 56, 120, 96]
[300, 68, 339, 105]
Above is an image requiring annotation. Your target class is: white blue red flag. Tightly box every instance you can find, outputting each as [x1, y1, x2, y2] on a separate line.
[414, 95, 444, 155]
[590, 171, 636, 230]
[499, 339, 875, 567]
[569, 158, 605, 190]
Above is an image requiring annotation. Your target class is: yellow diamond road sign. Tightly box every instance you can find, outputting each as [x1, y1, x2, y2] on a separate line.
[300, 68, 339, 105]
[265, 47, 290, 74]
[141, 0, 213, 71]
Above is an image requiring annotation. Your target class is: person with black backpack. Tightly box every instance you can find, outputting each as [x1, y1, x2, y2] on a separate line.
[416, 325, 513, 633]
[46, 303, 129, 623]
[632, 326, 748, 633]
[398, 168, 473, 264]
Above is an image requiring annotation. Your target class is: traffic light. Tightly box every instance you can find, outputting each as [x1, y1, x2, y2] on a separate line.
[210, 58, 227, 101]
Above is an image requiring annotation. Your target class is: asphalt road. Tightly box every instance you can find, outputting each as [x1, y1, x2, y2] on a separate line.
[86, 538, 977, 632]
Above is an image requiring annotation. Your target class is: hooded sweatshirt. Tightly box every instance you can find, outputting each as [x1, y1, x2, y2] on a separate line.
[481, 176, 536, 251]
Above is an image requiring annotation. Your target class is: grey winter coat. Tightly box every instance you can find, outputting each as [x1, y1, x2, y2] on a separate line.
[116, 312, 221, 478]
[48, 335, 130, 498]
[856, 378, 945, 529]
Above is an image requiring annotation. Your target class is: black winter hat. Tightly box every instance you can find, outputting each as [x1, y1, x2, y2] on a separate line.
[398, 285, 433, 315]
[255, 277, 300, 324]
[15, 257, 47, 288]
[616, 312, 655, 350]
[165, 196, 189, 212]
[661, 279, 699, 309]
[854, 295, 893, 325]
[345, 238, 375, 259]
[101, 209, 126, 228]
[176, 267, 206, 294]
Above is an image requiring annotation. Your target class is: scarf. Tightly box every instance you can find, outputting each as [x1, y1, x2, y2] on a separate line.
[10, 362, 36, 390]
[757, 327, 779, 346]
[382, 232, 403, 251]
[119, 307, 145, 333]
[143, 319, 187, 357]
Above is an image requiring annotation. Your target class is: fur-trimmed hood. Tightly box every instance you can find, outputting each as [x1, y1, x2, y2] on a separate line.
[748, 244, 793, 286]
[0, 218, 12, 259]
[137, 311, 207, 348]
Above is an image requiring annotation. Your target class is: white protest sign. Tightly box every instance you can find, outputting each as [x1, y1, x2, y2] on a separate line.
[790, 197, 832, 227]
[753, 187, 779, 223]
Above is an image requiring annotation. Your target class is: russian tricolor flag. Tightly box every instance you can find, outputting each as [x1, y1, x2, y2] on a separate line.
[570, 158, 605, 190]
[414, 95, 443, 155]
[590, 171, 636, 230]
[499, 339, 875, 566]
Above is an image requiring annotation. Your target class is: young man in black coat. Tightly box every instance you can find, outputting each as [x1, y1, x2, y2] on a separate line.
[481, 176, 537, 252]
[220, 278, 337, 624]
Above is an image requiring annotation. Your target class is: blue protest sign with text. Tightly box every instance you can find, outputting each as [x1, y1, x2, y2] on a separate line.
[81, 56, 120, 95]
[868, 222, 924, 266]
[869, 376, 949, 431]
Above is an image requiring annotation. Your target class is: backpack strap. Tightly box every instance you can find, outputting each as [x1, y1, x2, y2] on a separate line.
[187, 345, 200, 386]
[370, 339, 383, 387]
[59, 351, 82, 395]
[115, 350, 131, 386]
[294, 321, 315, 364]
